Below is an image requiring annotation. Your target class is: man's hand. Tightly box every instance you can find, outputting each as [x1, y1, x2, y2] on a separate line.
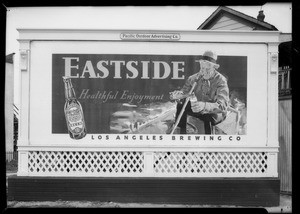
[191, 101, 206, 113]
[170, 90, 184, 100]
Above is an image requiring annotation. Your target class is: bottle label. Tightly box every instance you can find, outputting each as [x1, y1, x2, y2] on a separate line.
[66, 103, 84, 134]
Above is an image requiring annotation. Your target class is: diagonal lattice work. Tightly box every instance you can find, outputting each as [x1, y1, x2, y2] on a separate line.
[28, 151, 144, 175]
[26, 151, 270, 176]
[153, 152, 268, 175]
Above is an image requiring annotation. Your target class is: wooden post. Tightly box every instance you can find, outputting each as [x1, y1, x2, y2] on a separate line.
[267, 43, 279, 148]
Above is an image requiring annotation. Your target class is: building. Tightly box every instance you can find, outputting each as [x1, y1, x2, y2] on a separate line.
[5, 53, 15, 160]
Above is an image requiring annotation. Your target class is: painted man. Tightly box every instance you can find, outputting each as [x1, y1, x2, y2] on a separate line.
[170, 50, 230, 134]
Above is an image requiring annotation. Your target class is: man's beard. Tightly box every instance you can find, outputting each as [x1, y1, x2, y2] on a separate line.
[200, 69, 214, 79]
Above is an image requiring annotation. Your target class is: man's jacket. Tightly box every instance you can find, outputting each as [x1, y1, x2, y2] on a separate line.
[181, 70, 229, 115]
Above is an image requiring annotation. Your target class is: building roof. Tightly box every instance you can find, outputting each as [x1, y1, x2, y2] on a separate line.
[6, 53, 15, 64]
[197, 6, 278, 31]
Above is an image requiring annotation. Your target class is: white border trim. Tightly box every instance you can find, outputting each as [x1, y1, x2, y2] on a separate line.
[18, 145, 278, 152]
[17, 29, 280, 44]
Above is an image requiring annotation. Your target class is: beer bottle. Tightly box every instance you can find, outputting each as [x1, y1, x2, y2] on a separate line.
[63, 76, 87, 139]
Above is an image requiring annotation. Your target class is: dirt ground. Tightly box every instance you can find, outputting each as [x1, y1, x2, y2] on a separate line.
[6, 196, 292, 211]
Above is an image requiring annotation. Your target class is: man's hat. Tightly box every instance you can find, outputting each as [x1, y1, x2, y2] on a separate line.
[200, 50, 220, 69]
[202, 50, 218, 64]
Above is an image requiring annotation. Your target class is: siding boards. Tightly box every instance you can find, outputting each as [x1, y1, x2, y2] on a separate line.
[278, 99, 292, 193]
[211, 22, 249, 30]
[210, 13, 250, 30]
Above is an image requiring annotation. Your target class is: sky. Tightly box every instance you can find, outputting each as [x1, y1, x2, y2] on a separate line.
[5, 3, 292, 106]
[6, 3, 292, 54]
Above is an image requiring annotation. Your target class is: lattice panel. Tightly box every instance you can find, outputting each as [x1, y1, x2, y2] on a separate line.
[154, 152, 268, 175]
[28, 151, 144, 175]
[26, 151, 271, 177]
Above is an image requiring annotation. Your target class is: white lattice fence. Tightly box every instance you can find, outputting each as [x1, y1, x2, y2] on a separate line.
[28, 151, 144, 175]
[154, 152, 268, 176]
[22, 150, 274, 177]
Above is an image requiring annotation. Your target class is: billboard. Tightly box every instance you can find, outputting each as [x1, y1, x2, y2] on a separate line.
[52, 53, 247, 139]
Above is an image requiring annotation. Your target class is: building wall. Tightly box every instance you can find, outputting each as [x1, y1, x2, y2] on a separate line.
[5, 62, 14, 153]
[208, 13, 267, 31]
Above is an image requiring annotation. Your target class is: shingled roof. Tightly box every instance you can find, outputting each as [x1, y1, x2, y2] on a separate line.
[197, 6, 278, 31]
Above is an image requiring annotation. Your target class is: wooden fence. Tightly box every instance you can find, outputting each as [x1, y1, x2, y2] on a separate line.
[6, 151, 18, 163]
[278, 66, 292, 193]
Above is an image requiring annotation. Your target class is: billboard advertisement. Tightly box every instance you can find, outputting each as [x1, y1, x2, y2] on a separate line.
[52, 53, 247, 140]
